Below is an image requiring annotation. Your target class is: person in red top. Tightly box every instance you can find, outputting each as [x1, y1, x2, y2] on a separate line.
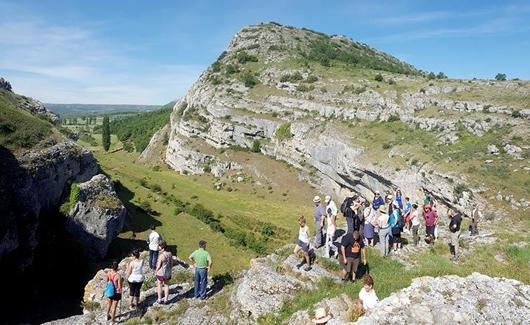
[106, 260, 122, 324]
[423, 204, 438, 244]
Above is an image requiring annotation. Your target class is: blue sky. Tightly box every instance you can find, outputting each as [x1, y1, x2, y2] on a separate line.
[1, 0, 529, 104]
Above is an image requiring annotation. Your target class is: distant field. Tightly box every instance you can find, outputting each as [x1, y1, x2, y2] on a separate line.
[46, 103, 162, 115]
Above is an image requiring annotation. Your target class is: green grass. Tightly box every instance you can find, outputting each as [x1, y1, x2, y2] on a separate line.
[0, 89, 53, 149]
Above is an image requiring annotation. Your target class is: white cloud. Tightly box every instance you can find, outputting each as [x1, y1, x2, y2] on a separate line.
[0, 3, 203, 104]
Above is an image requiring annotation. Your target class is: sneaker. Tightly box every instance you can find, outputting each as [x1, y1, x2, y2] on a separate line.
[304, 265, 312, 271]
[296, 262, 305, 269]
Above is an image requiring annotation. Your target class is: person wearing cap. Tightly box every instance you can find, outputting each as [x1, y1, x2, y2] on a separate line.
[312, 307, 331, 324]
[376, 205, 390, 256]
[372, 191, 384, 210]
[423, 204, 438, 244]
[313, 196, 326, 248]
[189, 240, 212, 300]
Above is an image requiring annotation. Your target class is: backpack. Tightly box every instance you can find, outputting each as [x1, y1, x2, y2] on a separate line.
[104, 273, 116, 297]
[340, 197, 352, 215]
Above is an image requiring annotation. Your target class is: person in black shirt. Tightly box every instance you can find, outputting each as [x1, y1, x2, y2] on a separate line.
[340, 231, 366, 282]
[448, 211, 462, 261]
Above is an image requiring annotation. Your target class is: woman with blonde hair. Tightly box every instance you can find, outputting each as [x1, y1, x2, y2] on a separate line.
[294, 216, 312, 271]
[155, 241, 173, 304]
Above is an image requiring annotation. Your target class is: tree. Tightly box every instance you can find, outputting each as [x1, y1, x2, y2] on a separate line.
[0, 77, 12, 91]
[495, 73, 507, 81]
[436, 72, 447, 79]
[427, 72, 436, 80]
[102, 116, 111, 151]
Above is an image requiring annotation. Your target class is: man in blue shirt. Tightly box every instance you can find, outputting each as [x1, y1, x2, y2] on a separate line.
[372, 191, 384, 210]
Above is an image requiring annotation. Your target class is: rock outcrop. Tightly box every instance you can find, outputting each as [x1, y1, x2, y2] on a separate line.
[356, 273, 530, 325]
[0, 140, 99, 269]
[66, 174, 126, 259]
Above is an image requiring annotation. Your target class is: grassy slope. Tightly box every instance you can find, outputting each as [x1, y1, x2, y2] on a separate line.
[0, 89, 53, 149]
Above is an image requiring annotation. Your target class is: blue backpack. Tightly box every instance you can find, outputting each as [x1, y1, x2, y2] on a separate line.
[104, 274, 116, 297]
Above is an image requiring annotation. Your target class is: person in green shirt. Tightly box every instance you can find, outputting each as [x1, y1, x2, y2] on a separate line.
[189, 240, 212, 300]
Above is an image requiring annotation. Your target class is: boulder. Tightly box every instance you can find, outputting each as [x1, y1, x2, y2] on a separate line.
[487, 144, 499, 155]
[504, 144, 523, 159]
[66, 174, 126, 259]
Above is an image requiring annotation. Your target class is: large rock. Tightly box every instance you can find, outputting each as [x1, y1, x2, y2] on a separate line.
[66, 174, 126, 259]
[0, 141, 99, 269]
[355, 273, 530, 325]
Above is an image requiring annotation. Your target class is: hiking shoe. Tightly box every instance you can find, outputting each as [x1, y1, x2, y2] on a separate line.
[304, 265, 312, 271]
[296, 262, 305, 269]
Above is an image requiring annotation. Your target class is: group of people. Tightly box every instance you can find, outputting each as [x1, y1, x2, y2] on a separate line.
[103, 225, 213, 324]
[294, 189, 481, 321]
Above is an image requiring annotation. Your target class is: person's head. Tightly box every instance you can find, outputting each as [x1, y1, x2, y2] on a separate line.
[199, 240, 207, 249]
[379, 206, 387, 214]
[325, 195, 331, 204]
[312, 307, 331, 324]
[150, 224, 156, 231]
[386, 194, 393, 202]
[298, 215, 306, 226]
[423, 204, 431, 212]
[374, 190, 380, 197]
[364, 200, 371, 207]
[405, 197, 410, 202]
[132, 249, 140, 259]
[412, 203, 418, 209]
[396, 189, 402, 196]
[159, 240, 167, 251]
[352, 230, 360, 241]
[363, 274, 374, 292]
[111, 260, 119, 271]
[313, 196, 321, 205]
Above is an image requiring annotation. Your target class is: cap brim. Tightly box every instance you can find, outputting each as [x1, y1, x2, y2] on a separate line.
[313, 316, 331, 323]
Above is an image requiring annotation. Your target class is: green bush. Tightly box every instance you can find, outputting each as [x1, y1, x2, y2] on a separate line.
[240, 71, 259, 88]
[280, 72, 303, 82]
[275, 123, 293, 141]
[236, 51, 258, 64]
[305, 75, 318, 83]
[251, 139, 261, 153]
[495, 73, 507, 81]
[382, 143, 391, 149]
[387, 115, 400, 122]
[374, 74, 384, 82]
[225, 64, 239, 74]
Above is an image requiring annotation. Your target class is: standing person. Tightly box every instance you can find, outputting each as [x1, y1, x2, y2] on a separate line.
[423, 205, 438, 244]
[155, 241, 172, 304]
[449, 211, 463, 260]
[147, 225, 162, 270]
[126, 249, 144, 311]
[385, 194, 394, 217]
[189, 240, 213, 300]
[410, 203, 421, 246]
[325, 195, 338, 219]
[345, 195, 361, 234]
[390, 204, 402, 252]
[313, 196, 326, 248]
[294, 216, 312, 271]
[372, 191, 384, 210]
[423, 190, 431, 206]
[395, 189, 404, 210]
[363, 201, 375, 246]
[340, 231, 366, 282]
[325, 207, 337, 258]
[376, 206, 390, 256]
[403, 197, 412, 232]
[470, 204, 482, 236]
[105, 261, 122, 324]
[358, 275, 379, 313]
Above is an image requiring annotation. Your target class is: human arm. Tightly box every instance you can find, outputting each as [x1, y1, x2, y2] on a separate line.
[126, 261, 132, 279]
[189, 252, 196, 267]
[207, 254, 212, 273]
[341, 245, 346, 264]
[361, 247, 367, 265]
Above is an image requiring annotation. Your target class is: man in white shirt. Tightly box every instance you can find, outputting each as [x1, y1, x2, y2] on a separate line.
[147, 225, 162, 270]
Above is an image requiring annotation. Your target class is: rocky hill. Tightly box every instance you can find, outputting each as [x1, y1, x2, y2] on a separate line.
[142, 22, 528, 220]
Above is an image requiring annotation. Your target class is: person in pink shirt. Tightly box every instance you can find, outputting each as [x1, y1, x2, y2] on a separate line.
[423, 204, 438, 244]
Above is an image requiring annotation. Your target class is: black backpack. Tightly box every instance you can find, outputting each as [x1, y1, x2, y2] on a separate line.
[340, 197, 352, 215]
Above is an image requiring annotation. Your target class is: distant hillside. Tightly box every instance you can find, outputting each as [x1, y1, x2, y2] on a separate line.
[45, 103, 166, 115]
[110, 103, 173, 152]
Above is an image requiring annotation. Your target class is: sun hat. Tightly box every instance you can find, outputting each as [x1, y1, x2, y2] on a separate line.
[387, 194, 393, 199]
[312, 308, 331, 324]
[379, 206, 387, 213]
[375, 190, 380, 195]
[325, 195, 331, 203]
[313, 196, 321, 203]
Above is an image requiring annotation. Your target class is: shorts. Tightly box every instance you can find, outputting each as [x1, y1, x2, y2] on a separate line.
[342, 257, 360, 274]
[426, 225, 435, 237]
[129, 281, 143, 297]
[109, 293, 122, 301]
[156, 275, 168, 283]
[450, 231, 460, 246]
[296, 240, 309, 253]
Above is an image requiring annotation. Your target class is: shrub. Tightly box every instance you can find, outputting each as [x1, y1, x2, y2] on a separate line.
[306, 75, 318, 83]
[225, 64, 239, 74]
[495, 73, 507, 81]
[511, 110, 522, 118]
[261, 225, 274, 237]
[240, 71, 259, 88]
[151, 183, 162, 192]
[436, 72, 447, 79]
[382, 143, 391, 149]
[427, 72, 436, 80]
[275, 123, 293, 141]
[388, 78, 396, 85]
[280, 72, 303, 82]
[387, 115, 400, 122]
[211, 61, 221, 72]
[251, 139, 261, 153]
[296, 84, 314, 92]
[374, 74, 384, 82]
[236, 51, 258, 64]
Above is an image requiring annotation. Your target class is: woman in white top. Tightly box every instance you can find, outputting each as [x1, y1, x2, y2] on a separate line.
[126, 249, 145, 310]
[325, 207, 337, 258]
[410, 203, 421, 246]
[294, 216, 312, 271]
[376, 206, 390, 257]
[358, 274, 378, 312]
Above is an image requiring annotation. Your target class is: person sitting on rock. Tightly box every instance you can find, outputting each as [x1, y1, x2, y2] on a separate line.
[294, 216, 312, 271]
[126, 249, 145, 311]
[448, 210, 463, 261]
[155, 241, 172, 304]
[340, 230, 366, 282]
[358, 274, 379, 312]
[189, 240, 212, 300]
[105, 260, 122, 324]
